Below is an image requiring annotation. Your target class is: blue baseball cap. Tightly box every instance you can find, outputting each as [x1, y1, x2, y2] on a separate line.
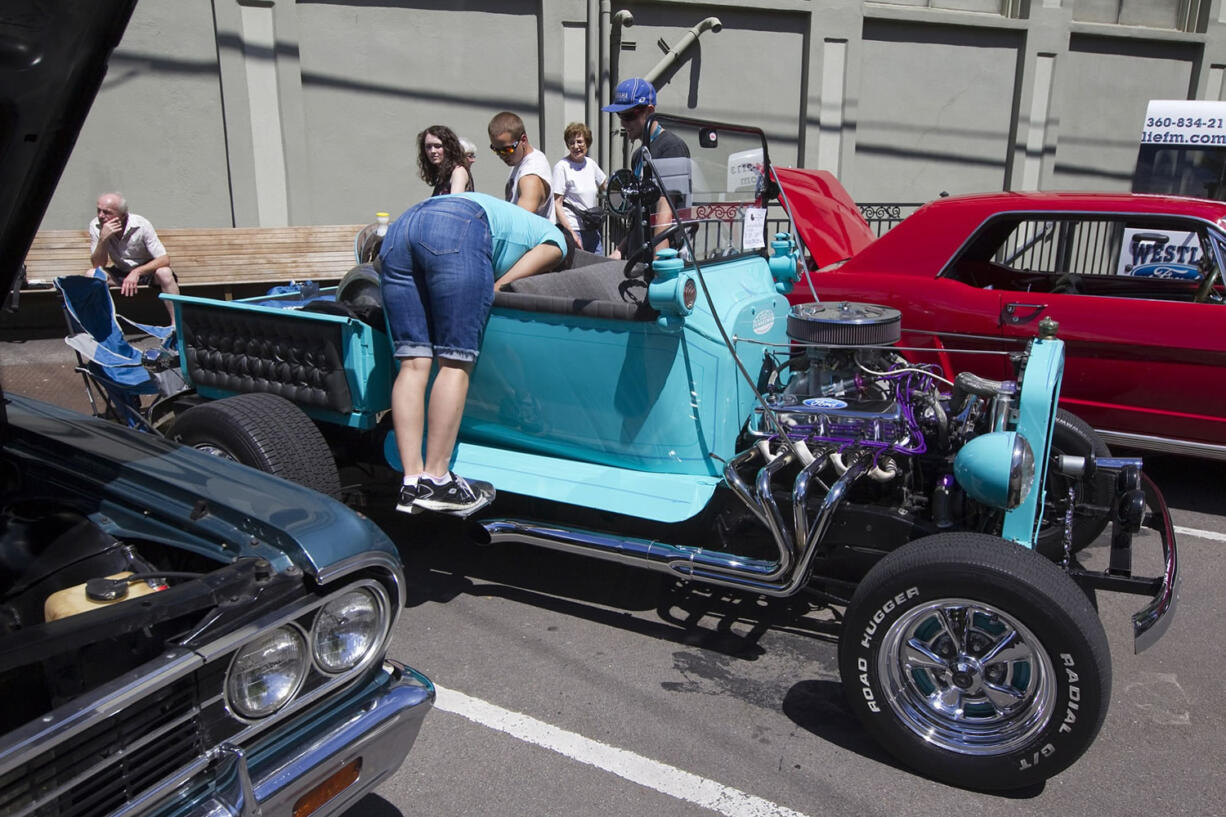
[602, 78, 657, 113]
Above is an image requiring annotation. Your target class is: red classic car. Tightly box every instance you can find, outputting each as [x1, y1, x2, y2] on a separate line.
[779, 175, 1226, 460]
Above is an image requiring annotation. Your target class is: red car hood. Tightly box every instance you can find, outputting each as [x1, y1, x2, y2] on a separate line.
[773, 167, 876, 268]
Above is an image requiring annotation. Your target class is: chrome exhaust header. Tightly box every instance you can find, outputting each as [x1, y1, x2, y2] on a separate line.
[476, 447, 871, 598]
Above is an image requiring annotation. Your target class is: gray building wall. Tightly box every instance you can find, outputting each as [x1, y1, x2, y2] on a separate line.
[40, 0, 1226, 230]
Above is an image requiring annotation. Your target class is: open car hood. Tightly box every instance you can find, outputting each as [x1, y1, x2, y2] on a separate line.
[0, 1, 137, 302]
[773, 167, 876, 268]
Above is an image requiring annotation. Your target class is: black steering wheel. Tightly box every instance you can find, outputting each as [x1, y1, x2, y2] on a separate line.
[622, 223, 682, 279]
[1049, 273, 1081, 295]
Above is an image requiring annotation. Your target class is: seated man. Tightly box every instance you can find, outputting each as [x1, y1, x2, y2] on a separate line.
[89, 192, 180, 323]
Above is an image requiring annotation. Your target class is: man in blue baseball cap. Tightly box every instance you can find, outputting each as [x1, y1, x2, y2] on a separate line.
[602, 78, 691, 259]
[602, 78, 656, 117]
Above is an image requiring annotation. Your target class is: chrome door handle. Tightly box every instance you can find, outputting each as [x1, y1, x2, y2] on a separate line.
[1001, 302, 1047, 325]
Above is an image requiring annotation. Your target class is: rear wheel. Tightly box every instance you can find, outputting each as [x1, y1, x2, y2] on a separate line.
[1037, 409, 1112, 559]
[168, 393, 340, 498]
[839, 532, 1110, 791]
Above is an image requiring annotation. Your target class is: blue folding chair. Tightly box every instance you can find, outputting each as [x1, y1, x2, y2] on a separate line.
[53, 269, 183, 432]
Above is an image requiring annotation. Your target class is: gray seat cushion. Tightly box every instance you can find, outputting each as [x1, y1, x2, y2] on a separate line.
[494, 255, 657, 321]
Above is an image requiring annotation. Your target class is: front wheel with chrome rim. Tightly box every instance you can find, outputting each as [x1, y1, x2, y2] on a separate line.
[838, 532, 1110, 791]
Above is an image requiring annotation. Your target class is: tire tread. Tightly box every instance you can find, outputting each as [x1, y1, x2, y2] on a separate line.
[170, 393, 341, 497]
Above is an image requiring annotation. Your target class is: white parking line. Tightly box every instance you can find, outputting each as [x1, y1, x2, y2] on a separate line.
[1174, 525, 1226, 543]
[435, 685, 813, 817]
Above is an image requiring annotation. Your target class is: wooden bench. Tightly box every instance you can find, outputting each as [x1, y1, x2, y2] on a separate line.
[23, 224, 365, 297]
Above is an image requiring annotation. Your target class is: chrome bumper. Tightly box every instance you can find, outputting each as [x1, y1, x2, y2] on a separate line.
[1128, 471, 1179, 653]
[1070, 465, 1179, 654]
[123, 659, 433, 817]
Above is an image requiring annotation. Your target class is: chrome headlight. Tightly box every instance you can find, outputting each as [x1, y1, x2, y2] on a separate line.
[953, 431, 1035, 510]
[1007, 433, 1036, 508]
[226, 627, 308, 718]
[312, 587, 386, 674]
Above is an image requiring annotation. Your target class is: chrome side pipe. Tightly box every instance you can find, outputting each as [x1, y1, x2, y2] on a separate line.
[476, 448, 871, 599]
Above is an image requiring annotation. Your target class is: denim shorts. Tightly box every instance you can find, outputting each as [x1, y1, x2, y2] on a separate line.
[379, 196, 494, 362]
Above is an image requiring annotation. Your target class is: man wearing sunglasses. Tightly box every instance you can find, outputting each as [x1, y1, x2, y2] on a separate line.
[488, 111, 556, 223]
[602, 78, 690, 260]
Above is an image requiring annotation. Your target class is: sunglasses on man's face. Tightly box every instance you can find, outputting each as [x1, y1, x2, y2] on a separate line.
[617, 107, 646, 121]
[490, 137, 522, 156]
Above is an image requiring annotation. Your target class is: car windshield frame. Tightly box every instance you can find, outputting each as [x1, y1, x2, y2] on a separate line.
[618, 113, 779, 269]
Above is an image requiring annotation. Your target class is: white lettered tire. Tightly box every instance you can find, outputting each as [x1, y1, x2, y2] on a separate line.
[838, 532, 1111, 790]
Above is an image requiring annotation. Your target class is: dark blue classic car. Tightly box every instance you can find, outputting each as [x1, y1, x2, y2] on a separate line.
[0, 3, 432, 816]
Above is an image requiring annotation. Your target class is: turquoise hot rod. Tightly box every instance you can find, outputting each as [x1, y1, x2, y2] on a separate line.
[134, 115, 1176, 790]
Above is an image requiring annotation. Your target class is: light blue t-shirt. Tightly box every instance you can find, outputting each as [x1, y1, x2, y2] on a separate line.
[456, 192, 568, 279]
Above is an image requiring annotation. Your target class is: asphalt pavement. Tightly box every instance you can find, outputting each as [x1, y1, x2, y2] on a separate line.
[358, 483, 1221, 817]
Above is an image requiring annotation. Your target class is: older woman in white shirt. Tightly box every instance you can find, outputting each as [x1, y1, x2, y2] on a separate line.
[551, 122, 607, 254]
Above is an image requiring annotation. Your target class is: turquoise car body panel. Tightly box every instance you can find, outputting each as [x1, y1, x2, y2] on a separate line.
[164, 292, 394, 430]
[465, 253, 789, 474]
[1002, 336, 1064, 547]
[435, 440, 721, 523]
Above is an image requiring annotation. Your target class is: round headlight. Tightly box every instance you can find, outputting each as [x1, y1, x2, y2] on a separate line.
[312, 588, 384, 673]
[953, 431, 1035, 510]
[226, 627, 308, 719]
[1007, 432, 1036, 508]
[682, 277, 697, 310]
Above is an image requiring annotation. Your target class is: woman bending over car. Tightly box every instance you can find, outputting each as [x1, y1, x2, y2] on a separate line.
[379, 192, 574, 516]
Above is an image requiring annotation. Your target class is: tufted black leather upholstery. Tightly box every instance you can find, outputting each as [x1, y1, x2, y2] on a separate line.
[179, 301, 353, 414]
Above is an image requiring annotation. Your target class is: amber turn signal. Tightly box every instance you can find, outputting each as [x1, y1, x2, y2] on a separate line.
[292, 757, 362, 817]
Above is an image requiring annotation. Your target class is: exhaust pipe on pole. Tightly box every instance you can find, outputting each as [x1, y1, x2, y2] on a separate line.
[601, 5, 634, 175]
[642, 17, 722, 87]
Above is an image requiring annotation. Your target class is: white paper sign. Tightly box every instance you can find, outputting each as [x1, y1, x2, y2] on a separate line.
[743, 207, 766, 250]
[727, 148, 765, 191]
[1116, 227, 1202, 279]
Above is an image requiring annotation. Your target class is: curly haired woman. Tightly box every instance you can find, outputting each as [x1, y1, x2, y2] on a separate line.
[417, 125, 474, 196]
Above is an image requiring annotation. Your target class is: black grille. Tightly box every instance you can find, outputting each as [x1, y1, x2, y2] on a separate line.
[1, 675, 206, 817]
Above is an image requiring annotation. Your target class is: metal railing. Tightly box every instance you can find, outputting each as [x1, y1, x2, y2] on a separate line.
[763, 202, 921, 240]
[600, 201, 920, 258]
[856, 202, 923, 236]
